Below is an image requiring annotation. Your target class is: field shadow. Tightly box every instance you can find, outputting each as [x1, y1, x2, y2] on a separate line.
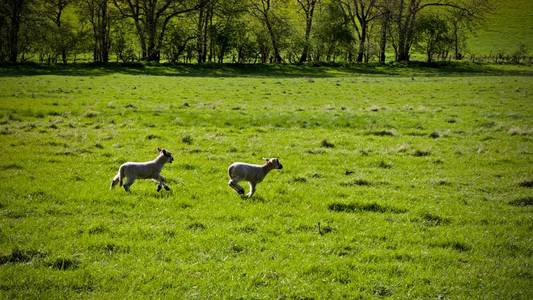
[0, 248, 47, 264]
[509, 197, 533, 206]
[0, 63, 342, 78]
[328, 202, 407, 214]
[430, 240, 471, 252]
[1, 62, 531, 78]
[47, 257, 80, 270]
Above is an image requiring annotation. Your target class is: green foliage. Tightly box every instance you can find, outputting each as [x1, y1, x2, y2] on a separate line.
[112, 19, 139, 63]
[312, 1, 354, 62]
[5, 0, 529, 64]
[416, 14, 454, 62]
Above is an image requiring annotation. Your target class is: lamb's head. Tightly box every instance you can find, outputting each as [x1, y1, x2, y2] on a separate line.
[263, 157, 283, 170]
[157, 147, 174, 163]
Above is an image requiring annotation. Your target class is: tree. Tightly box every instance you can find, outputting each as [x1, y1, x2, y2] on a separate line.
[80, 0, 112, 63]
[253, 24, 270, 63]
[113, 0, 206, 62]
[42, 0, 70, 63]
[112, 18, 138, 62]
[1, 0, 28, 63]
[213, 0, 248, 63]
[416, 14, 451, 62]
[232, 19, 257, 63]
[377, 0, 393, 63]
[162, 16, 195, 63]
[339, 0, 378, 63]
[449, 10, 465, 59]
[447, 3, 488, 60]
[195, 0, 213, 63]
[389, 0, 489, 62]
[250, 0, 284, 63]
[313, 0, 353, 63]
[296, 0, 319, 63]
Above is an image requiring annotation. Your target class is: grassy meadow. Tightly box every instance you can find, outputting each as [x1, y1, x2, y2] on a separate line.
[0, 64, 532, 298]
[468, 0, 533, 55]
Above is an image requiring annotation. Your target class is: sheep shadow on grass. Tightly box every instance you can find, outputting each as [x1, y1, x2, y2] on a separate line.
[240, 194, 267, 203]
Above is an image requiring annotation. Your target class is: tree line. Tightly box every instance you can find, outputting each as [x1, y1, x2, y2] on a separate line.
[0, 0, 492, 64]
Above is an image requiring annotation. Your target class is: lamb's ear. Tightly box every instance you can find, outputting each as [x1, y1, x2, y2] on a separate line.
[157, 147, 162, 152]
[262, 157, 269, 161]
[162, 149, 167, 155]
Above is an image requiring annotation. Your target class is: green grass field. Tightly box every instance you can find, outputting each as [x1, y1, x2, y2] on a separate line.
[468, 0, 533, 55]
[0, 64, 532, 298]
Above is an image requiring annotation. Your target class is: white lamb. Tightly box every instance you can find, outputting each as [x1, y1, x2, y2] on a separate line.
[228, 158, 283, 198]
[110, 148, 174, 192]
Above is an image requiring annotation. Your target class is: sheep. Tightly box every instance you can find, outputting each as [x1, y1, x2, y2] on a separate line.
[110, 148, 174, 192]
[227, 158, 283, 198]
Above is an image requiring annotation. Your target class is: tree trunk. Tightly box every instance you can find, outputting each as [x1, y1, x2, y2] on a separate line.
[452, 22, 461, 59]
[298, 0, 316, 64]
[196, 5, 205, 63]
[265, 17, 281, 63]
[132, 16, 147, 59]
[396, 31, 408, 61]
[195, 2, 210, 64]
[202, 4, 209, 63]
[53, 1, 69, 64]
[207, 6, 214, 63]
[8, 0, 24, 63]
[299, 14, 312, 63]
[396, 21, 411, 62]
[378, 11, 390, 64]
[145, 12, 159, 62]
[395, 0, 411, 62]
[397, 47, 409, 62]
[356, 21, 366, 62]
[146, 32, 159, 62]
[89, 0, 110, 63]
[100, 0, 109, 62]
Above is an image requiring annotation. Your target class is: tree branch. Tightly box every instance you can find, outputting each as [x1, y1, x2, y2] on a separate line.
[417, 2, 471, 14]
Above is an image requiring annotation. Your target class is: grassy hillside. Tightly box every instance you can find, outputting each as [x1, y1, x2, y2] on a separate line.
[468, 0, 533, 55]
[0, 65, 532, 298]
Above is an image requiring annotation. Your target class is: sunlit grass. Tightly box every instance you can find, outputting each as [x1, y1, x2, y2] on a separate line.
[0, 64, 532, 298]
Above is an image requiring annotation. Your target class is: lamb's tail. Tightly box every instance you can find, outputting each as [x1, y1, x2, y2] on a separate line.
[110, 166, 124, 190]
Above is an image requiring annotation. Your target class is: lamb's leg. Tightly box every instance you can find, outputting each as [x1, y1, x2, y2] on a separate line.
[155, 175, 170, 192]
[160, 175, 170, 191]
[228, 179, 245, 195]
[247, 182, 256, 198]
[123, 176, 135, 192]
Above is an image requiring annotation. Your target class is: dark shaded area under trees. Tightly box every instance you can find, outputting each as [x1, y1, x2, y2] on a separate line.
[2, 0, 526, 65]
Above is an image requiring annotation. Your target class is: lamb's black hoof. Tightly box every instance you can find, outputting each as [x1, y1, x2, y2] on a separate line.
[157, 185, 162, 192]
[164, 186, 170, 191]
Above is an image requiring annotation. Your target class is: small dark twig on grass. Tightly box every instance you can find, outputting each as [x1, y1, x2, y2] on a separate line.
[182, 135, 193, 145]
[518, 180, 533, 188]
[320, 139, 334, 148]
[509, 197, 533, 206]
